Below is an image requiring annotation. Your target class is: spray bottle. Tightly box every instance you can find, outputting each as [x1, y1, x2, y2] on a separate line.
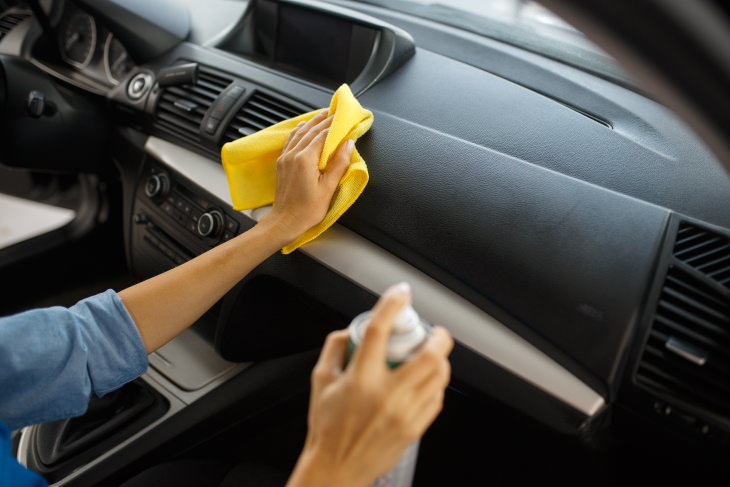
[347, 301, 432, 487]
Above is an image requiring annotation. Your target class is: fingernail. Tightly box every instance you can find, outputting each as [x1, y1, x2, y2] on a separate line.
[346, 139, 355, 153]
[391, 282, 411, 297]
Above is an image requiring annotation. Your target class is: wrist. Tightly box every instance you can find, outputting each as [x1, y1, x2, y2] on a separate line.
[257, 210, 306, 246]
[287, 446, 353, 487]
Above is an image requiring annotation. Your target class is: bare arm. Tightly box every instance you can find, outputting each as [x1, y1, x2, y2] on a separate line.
[119, 109, 353, 353]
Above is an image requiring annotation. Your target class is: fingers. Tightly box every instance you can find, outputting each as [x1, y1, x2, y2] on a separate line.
[351, 283, 411, 373]
[323, 139, 355, 190]
[282, 120, 306, 153]
[291, 113, 334, 155]
[392, 326, 453, 387]
[405, 387, 447, 441]
[283, 109, 328, 154]
[311, 329, 349, 391]
[302, 128, 331, 173]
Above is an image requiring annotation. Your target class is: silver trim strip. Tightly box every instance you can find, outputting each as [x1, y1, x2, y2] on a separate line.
[145, 136, 605, 416]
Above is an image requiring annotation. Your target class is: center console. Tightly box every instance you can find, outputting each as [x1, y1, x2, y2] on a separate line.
[129, 158, 245, 280]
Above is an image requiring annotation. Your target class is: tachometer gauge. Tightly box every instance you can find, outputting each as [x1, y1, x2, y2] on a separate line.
[104, 34, 134, 84]
[59, 11, 97, 68]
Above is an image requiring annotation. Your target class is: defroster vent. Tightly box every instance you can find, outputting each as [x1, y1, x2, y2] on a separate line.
[154, 66, 233, 149]
[636, 221, 730, 420]
[0, 11, 31, 41]
[223, 91, 304, 144]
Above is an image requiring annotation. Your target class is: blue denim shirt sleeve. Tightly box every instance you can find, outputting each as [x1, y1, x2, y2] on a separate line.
[0, 290, 148, 430]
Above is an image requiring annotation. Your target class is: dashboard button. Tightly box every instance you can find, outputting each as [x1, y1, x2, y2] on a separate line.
[205, 117, 221, 135]
[225, 217, 239, 233]
[228, 85, 244, 98]
[197, 210, 223, 238]
[127, 72, 153, 100]
[145, 173, 169, 199]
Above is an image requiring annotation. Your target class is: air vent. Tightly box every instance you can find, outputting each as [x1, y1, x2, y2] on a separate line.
[223, 91, 304, 144]
[154, 66, 233, 148]
[636, 238, 730, 419]
[0, 11, 31, 42]
[674, 223, 730, 288]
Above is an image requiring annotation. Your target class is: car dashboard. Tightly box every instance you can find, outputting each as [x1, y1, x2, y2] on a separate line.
[1, 0, 730, 484]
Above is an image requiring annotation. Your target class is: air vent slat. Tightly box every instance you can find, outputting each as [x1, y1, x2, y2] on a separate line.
[715, 270, 730, 284]
[190, 80, 224, 99]
[637, 223, 730, 421]
[665, 270, 726, 310]
[661, 286, 729, 324]
[674, 231, 709, 250]
[654, 314, 724, 350]
[701, 255, 730, 275]
[156, 111, 200, 134]
[674, 223, 730, 290]
[198, 70, 233, 90]
[165, 87, 214, 107]
[657, 300, 727, 337]
[684, 242, 730, 267]
[241, 108, 283, 127]
[222, 91, 307, 145]
[246, 99, 300, 121]
[153, 63, 234, 151]
[0, 11, 30, 40]
[675, 236, 723, 260]
[158, 102, 204, 125]
[229, 114, 269, 132]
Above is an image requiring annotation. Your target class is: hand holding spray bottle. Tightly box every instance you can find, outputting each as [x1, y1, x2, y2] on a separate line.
[347, 291, 432, 487]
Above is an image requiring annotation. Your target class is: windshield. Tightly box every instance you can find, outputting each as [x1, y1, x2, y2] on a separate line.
[351, 0, 632, 87]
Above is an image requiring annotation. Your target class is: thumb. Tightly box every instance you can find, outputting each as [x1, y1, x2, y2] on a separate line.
[323, 139, 355, 191]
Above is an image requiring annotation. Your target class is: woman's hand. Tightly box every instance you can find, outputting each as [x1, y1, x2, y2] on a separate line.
[287, 283, 454, 487]
[261, 109, 354, 243]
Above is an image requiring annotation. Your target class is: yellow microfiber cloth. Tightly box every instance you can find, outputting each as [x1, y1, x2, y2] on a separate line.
[221, 84, 373, 254]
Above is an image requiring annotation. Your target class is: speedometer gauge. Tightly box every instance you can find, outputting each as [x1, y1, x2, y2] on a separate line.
[59, 11, 97, 68]
[104, 34, 134, 84]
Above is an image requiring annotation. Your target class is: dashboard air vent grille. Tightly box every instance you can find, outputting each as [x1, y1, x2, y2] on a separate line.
[674, 223, 730, 288]
[0, 11, 30, 41]
[223, 91, 303, 144]
[636, 222, 730, 419]
[154, 66, 233, 147]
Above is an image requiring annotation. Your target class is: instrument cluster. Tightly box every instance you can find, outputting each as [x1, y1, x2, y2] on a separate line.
[57, 3, 134, 86]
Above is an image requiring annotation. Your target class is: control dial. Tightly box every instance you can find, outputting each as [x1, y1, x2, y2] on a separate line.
[144, 173, 170, 199]
[197, 210, 223, 238]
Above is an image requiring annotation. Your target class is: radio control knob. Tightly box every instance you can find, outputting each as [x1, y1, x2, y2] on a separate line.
[145, 174, 169, 199]
[197, 210, 223, 238]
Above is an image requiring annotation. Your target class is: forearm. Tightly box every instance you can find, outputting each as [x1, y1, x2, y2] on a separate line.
[119, 215, 294, 353]
[119, 110, 347, 353]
